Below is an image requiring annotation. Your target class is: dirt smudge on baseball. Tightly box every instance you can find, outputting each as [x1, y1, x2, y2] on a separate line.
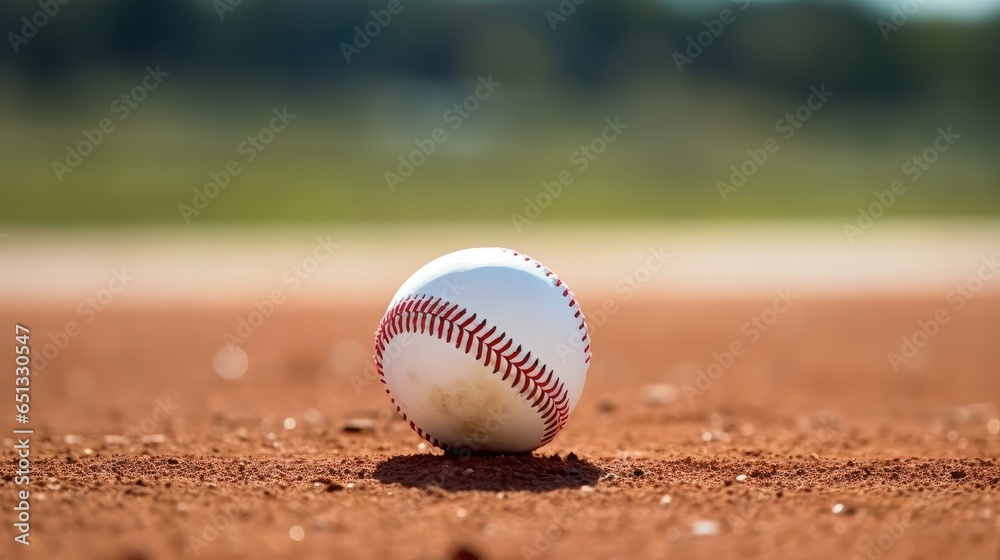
[428, 371, 515, 448]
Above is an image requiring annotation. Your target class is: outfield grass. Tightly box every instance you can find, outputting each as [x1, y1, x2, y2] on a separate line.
[2, 85, 997, 226]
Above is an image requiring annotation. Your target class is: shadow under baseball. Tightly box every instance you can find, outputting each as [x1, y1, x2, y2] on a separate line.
[372, 453, 602, 492]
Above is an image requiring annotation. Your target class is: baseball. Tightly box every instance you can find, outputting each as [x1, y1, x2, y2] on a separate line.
[374, 247, 592, 453]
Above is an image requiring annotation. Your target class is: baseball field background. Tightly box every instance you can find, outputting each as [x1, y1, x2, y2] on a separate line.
[2, 0, 1000, 559]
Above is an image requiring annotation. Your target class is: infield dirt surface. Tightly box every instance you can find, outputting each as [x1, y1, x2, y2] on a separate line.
[2, 294, 999, 560]
[2, 224, 1000, 559]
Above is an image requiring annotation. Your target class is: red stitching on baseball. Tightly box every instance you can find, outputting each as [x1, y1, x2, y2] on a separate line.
[375, 296, 569, 449]
[374, 250, 590, 451]
[510, 249, 591, 351]
[375, 293, 573, 450]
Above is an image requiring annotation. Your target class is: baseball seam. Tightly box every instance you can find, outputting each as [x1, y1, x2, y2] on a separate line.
[510, 250, 591, 362]
[374, 251, 589, 451]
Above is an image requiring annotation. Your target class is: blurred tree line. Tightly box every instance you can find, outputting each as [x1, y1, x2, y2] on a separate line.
[2, 0, 997, 105]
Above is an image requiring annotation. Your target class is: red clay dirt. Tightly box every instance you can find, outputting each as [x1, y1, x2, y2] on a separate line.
[1, 296, 999, 560]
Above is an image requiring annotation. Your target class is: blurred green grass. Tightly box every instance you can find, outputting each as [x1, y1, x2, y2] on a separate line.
[1, 84, 998, 226]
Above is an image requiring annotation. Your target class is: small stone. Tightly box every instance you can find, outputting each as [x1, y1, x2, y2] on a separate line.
[141, 434, 166, 444]
[988, 419, 1000, 435]
[283, 417, 297, 430]
[659, 495, 672, 506]
[464, 468, 475, 475]
[289, 526, 305, 541]
[832, 503, 849, 514]
[691, 519, 719, 536]
[633, 468, 645, 477]
[214, 345, 249, 380]
[326, 483, 344, 492]
[643, 384, 677, 406]
[167, 458, 180, 465]
[303, 408, 323, 426]
[580, 485, 595, 493]
[597, 396, 617, 412]
[736, 474, 748, 483]
[452, 548, 481, 560]
[343, 419, 376, 433]
[103, 435, 127, 445]
[63, 434, 82, 445]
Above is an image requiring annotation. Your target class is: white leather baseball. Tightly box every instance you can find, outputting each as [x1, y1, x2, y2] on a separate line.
[374, 247, 591, 453]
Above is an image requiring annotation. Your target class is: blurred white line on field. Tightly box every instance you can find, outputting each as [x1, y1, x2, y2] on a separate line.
[1, 220, 999, 304]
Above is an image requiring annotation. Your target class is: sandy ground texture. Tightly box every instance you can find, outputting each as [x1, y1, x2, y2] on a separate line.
[1, 293, 999, 560]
